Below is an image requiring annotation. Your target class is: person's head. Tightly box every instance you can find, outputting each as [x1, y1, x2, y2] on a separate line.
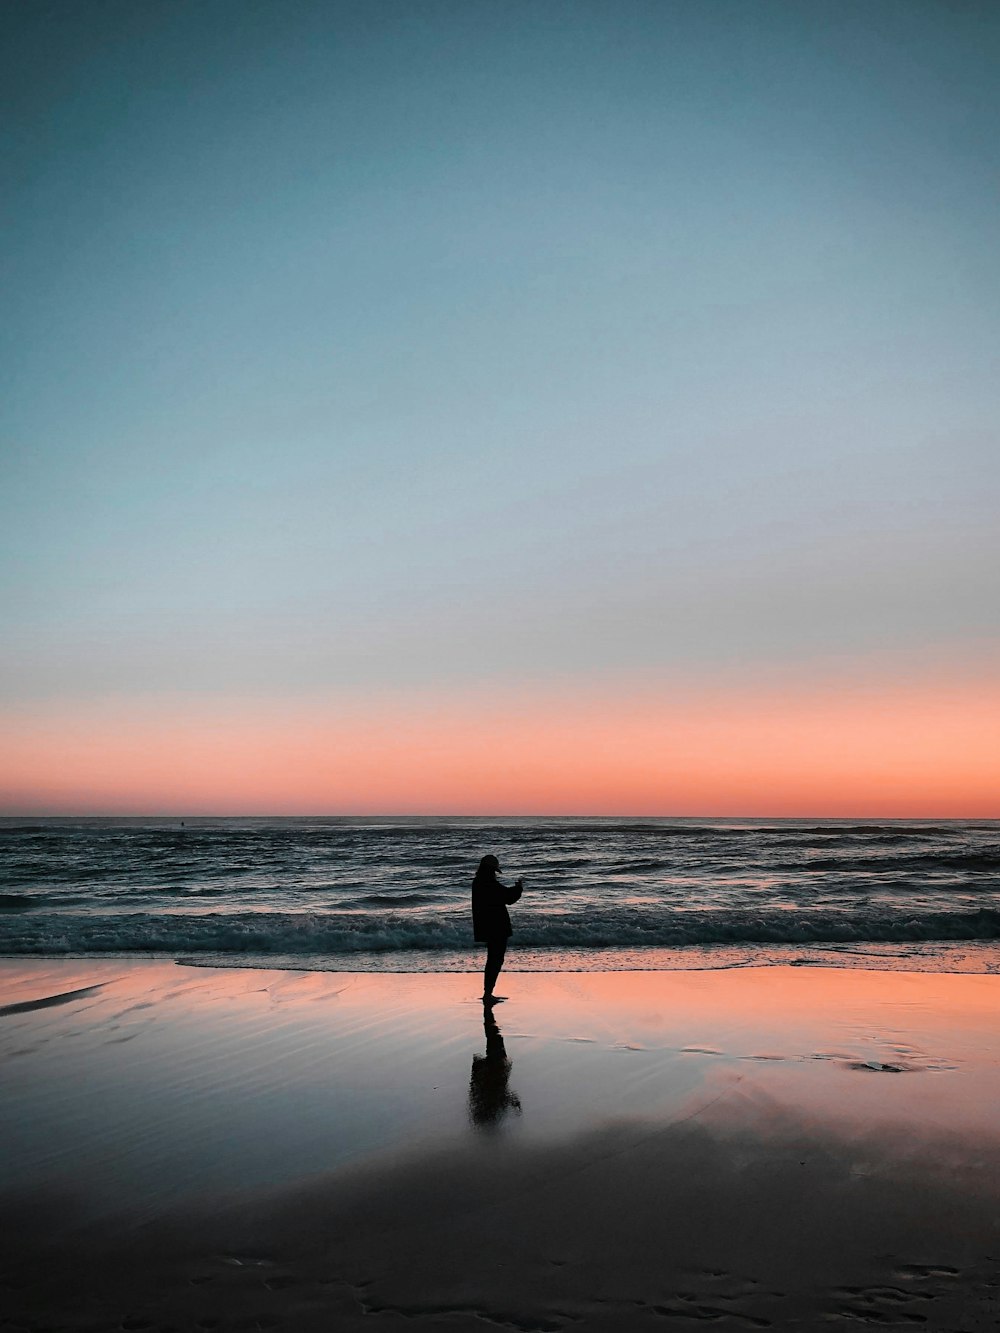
[476, 854, 501, 878]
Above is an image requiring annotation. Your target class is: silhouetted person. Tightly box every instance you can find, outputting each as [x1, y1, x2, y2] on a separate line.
[468, 1004, 521, 1130]
[471, 853, 523, 1003]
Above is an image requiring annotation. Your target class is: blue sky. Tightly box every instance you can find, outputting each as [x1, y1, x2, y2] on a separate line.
[3, 0, 998, 716]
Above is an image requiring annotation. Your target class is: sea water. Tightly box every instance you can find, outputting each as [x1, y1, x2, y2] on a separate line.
[1, 817, 998, 973]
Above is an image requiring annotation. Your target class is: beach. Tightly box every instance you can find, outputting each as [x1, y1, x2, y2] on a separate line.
[5, 0, 999, 1324]
[2, 958, 999, 1330]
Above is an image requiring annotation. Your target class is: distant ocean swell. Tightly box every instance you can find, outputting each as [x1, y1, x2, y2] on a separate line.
[3, 905, 1000, 956]
[2, 818, 998, 968]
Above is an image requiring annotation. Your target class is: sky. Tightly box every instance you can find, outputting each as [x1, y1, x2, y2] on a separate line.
[2, 0, 998, 815]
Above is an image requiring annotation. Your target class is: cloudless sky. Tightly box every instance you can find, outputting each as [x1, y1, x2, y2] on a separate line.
[2, 0, 998, 813]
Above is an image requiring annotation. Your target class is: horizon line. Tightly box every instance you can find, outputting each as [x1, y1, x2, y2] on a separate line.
[2, 812, 996, 822]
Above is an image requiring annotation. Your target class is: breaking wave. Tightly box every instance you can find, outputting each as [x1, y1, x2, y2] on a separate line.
[3, 905, 999, 957]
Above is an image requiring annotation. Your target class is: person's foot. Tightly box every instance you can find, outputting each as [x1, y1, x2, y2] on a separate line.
[483, 994, 507, 1004]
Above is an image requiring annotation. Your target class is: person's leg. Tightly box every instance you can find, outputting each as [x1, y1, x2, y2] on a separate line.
[483, 938, 507, 999]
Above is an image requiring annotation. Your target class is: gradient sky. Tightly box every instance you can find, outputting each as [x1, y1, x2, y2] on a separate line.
[2, 0, 998, 814]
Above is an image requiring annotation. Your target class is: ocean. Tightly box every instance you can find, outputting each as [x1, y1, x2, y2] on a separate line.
[1, 817, 998, 974]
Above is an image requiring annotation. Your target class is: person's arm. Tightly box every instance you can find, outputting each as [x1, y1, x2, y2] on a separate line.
[504, 878, 524, 905]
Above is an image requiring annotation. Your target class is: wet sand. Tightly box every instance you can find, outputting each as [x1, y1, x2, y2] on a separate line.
[1, 959, 999, 1330]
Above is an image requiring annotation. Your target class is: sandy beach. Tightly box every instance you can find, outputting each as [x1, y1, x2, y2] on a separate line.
[2, 958, 999, 1330]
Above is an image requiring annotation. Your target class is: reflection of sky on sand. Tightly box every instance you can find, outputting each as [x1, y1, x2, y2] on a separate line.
[2, 960, 999, 1230]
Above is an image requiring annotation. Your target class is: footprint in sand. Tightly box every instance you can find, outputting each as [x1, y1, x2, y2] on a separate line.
[896, 1263, 959, 1279]
[825, 1267, 969, 1325]
[263, 1273, 297, 1291]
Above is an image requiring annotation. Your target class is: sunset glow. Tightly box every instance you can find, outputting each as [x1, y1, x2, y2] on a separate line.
[3, 667, 996, 816]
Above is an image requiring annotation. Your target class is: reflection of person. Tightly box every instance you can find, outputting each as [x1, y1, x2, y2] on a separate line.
[471, 854, 523, 1004]
[469, 1004, 521, 1130]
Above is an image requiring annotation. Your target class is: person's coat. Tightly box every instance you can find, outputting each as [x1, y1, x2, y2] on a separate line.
[471, 872, 523, 942]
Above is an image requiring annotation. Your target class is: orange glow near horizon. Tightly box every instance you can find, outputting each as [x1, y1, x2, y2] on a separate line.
[2, 670, 997, 817]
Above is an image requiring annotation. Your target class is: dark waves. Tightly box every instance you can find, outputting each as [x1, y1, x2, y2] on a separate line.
[3, 904, 1000, 957]
[2, 817, 999, 962]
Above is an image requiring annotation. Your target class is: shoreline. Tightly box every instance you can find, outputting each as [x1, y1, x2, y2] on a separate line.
[1, 937, 999, 975]
[2, 958, 999, 1328]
